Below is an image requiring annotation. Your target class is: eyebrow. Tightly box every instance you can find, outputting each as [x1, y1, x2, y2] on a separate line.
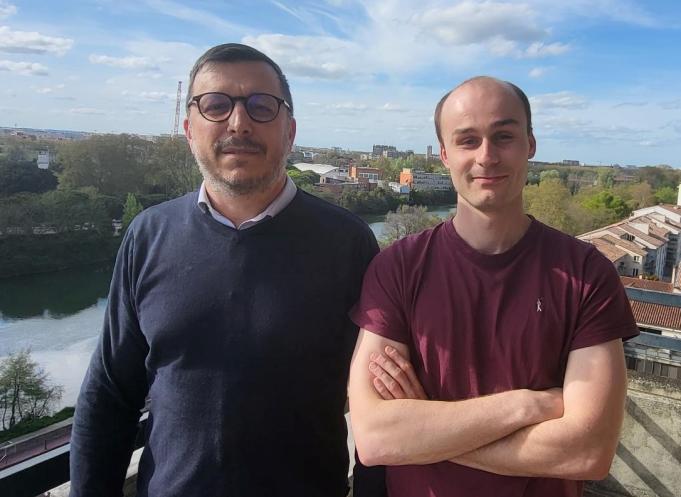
[452, 118, 521, 136]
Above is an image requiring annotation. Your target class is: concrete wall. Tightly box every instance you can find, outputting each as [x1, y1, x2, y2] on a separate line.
[587, 372, 681, 497]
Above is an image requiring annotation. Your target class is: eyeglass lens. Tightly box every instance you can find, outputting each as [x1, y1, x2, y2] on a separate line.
[198, 93, 281, 123]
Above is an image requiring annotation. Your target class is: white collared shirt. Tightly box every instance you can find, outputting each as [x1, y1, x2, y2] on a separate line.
[197, 176, 297, 230]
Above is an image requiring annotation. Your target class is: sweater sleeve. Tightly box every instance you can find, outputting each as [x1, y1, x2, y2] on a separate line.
[70, 226, 150, 497]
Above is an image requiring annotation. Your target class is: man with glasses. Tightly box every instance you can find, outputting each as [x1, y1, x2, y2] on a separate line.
[70, 43, 378, 497]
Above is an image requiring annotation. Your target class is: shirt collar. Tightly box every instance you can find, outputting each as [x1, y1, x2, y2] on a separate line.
[198, 176, 297, 230]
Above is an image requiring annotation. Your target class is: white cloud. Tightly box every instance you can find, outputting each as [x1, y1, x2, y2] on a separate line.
[414, 1, 546, 46]
[144, 0, 247, 34]
[380, 103, 407, 112]
[530, 91, 588, 111]
[89, 54, 160, 70]
[0, 26, 73, 56]
[523, 42, 570, 58]
[330, 102, 368, 111]
[0, 1, 17, 19]
[138, 91, 176, 102]
[529, 67, 547, 78]
[33, 83, 64, 94]
[243, 34, 358, 79]
[69, 107, 106, 115]
[0, 59, 48, 75]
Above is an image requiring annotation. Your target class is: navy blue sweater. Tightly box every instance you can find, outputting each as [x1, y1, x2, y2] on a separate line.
[70, 189, 379, 497]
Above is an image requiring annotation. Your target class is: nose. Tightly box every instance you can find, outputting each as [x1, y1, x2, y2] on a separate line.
[226, 100, 253, 135]
[476, 138, 500, 167]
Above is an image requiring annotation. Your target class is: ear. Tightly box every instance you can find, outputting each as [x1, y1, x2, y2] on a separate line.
[528, 132, 536, 159]
[439, 143, 450, 169]
[183, 117, 192, 144]
[287, 117, 297, 151]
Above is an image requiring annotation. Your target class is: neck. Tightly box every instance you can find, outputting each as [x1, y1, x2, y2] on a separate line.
[453, 200, 530, 255]
[205, 174, 287, 227]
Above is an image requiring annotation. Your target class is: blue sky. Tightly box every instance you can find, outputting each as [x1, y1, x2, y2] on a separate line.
[1, 0, 680, 166]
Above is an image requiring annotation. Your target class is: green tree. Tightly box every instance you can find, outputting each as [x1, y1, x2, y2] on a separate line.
[597, 169, 615, 188]
[524, 179, 575, 233]
[381, 205, 440, 246]
[56, 134, 151, 195]
[654, 186, 677, 205]
[0, 349, 63, 430]
[287, 169, 320, 188]
[0, 159, 58, 195]
[622, 182, 654, 210]
[122, 193, 144, 231]
[146, 137, 201, 195]
[539, 169, 560, 183]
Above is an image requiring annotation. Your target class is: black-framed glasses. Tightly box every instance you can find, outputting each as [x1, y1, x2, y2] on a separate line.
[187, 92, 291, 123]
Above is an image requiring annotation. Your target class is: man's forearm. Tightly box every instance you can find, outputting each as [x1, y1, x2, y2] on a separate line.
[451, 341, 628, 480]
[350, 388, 561, 466]
[452, 413, 615, 480]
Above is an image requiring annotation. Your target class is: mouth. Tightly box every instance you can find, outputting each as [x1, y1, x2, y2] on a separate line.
[472, 175, 508, 183]
[220, 147, 262, 155]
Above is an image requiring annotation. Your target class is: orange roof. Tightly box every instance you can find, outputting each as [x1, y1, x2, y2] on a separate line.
[620, 276, 673, 293]
[592, 239, 627, 262]
[629, 300, 681, 330]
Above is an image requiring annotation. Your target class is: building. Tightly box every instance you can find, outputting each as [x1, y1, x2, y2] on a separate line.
[579, 215, 672, 280]
[349, 165, 381, 182]
[372, 144, 397, 159]
[37, 151, 50, 169]
[399, 168, 453, 191]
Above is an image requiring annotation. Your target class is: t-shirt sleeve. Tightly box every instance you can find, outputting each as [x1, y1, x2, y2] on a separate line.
[571, 248, 640, 350]
[349, 242, 411, 344]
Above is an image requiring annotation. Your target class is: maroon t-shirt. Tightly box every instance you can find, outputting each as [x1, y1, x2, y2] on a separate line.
[350, 218, 639, 497]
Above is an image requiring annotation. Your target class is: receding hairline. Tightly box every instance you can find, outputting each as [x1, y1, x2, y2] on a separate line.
[434, 76, 532, 145]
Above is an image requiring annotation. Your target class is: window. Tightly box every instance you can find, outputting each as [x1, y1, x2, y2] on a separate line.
[632, 268, 639, 276]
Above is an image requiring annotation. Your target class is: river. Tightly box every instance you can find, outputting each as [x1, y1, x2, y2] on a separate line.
[0, 205, 455, 408]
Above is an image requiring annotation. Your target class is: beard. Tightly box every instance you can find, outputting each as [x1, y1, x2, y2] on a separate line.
[194, 136, 286, 197]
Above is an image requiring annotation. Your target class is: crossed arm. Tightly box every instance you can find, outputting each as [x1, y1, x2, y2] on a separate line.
[347, 329, 564, 467]
[348, 328, 627, 480]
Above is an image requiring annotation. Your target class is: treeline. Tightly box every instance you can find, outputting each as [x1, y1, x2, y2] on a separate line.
[0, 134, 202, 277]
[524, 167, 680, 235]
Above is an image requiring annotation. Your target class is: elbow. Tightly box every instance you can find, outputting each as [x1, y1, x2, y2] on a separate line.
[580, 450, 615, 481]
[566, 447, 615, 481]
[353, 427, 402, 466]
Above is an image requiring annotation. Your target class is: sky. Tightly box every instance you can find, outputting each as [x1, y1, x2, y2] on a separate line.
[0, 0, 680, 166]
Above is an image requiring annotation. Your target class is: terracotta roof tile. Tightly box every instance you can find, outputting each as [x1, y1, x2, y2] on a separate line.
[629, 300, 681, 330]
[620, 276, 673, 293]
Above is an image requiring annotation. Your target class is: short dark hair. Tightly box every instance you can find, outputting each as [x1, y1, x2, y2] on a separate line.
[434, 76, 532, 146]
[186, 43, 293, 115]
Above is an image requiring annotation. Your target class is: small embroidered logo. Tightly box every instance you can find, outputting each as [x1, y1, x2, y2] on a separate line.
[536, 298, 543, 313]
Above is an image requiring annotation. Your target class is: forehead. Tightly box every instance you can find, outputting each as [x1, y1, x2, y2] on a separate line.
[192, 60, 282, 96]
[442, 80, 526, 132]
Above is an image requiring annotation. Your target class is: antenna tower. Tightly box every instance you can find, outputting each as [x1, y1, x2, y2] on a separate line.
[172, 81, 182, 138]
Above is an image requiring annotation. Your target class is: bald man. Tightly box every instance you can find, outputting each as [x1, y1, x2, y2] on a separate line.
[348, 77, 638, 497]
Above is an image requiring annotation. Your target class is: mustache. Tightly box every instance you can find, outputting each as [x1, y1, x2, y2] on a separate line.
[213, 136, 266, 153]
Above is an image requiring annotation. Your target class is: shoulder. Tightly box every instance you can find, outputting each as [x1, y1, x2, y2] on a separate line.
[371, 221, 446, 270]
[288, 190, 378, 255]
[129, 192, 197, 231]
[534, 219, 602, 262]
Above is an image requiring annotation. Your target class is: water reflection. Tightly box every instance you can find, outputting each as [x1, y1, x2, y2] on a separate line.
[0, 264, 112, 320]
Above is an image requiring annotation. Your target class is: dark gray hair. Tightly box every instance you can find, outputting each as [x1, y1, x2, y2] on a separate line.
[186, 43, 293, 115]
[434, 76, 532, 146]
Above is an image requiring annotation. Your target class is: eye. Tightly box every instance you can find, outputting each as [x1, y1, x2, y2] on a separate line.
[457, 137, 479, 148]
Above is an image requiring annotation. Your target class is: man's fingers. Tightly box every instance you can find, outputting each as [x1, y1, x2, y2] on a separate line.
[384, 346, 428, 400]
[368, 360, 407, 399]
[371, 351, 414, 396]
[373, 376, 395, 400]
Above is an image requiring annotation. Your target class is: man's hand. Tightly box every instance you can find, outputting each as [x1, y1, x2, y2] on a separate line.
[369, 347, 564, 424]
[368, 345, 427, 400]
